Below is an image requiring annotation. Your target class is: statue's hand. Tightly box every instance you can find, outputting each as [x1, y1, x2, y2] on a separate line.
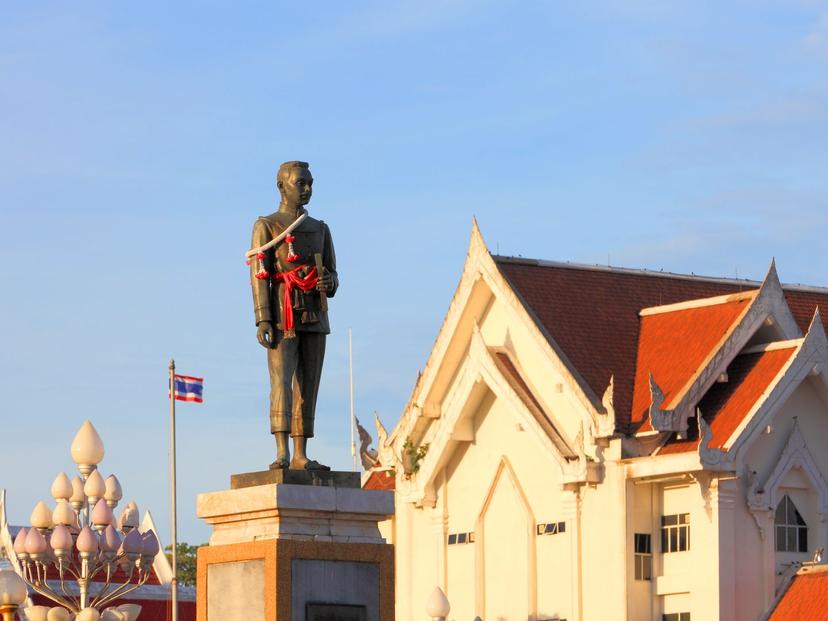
[257, 321, 276, 348]
[317, 272, 333, 294]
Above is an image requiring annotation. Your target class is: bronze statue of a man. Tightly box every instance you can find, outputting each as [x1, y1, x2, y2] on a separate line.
[249, 161, 337, 470]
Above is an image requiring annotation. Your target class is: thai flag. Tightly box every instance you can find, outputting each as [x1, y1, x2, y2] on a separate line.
[172, 374, 204, 403]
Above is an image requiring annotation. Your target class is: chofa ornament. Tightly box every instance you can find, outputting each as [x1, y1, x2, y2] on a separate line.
[12, 421, 154, 618]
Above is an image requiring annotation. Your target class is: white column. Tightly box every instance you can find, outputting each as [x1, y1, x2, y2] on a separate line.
[562, 487, 583, 621]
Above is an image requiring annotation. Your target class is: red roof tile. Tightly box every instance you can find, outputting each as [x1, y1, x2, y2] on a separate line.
[494, 258, 828, 432]
[631, 297, 753, 429]
[658, 346, 796, 454]
[769, 565, 828, 621]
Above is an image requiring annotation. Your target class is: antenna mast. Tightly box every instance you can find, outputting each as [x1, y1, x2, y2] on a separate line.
[348, 328, 357, 471]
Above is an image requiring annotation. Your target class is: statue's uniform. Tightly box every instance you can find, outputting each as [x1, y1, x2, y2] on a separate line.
[250, 211, 338, 438]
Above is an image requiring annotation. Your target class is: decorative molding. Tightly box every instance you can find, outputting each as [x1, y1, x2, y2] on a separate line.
[697, 412, 731, 468]
[727, 309, 828, 454]
[648, 374, 685, 433]
[596, 375, 616, 439]
[747, 420, 828, 541]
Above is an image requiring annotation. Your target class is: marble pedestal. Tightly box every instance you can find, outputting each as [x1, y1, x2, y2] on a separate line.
[196, 476, 395, 621]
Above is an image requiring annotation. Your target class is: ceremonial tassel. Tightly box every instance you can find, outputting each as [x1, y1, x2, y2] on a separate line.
[285, 234, 300, 263]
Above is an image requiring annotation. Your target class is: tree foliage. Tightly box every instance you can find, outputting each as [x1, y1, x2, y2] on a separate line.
[164, 542, 204, 587]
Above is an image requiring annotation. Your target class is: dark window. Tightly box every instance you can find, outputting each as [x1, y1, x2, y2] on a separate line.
[536, 521, 566, 536]
[775, 495, 808, 553]
[662, 614, 690, 621]
[634, 533, 652, 580]
[661, 513, 690, 553]
[447, 532, 474, 545]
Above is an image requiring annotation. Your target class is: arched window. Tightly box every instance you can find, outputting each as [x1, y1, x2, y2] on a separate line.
[775, 494, 808, 553]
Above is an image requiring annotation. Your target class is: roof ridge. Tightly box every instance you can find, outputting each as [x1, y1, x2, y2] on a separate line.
[492, 255, 828, 294]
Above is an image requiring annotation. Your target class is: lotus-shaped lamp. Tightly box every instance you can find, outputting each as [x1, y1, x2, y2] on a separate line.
[70, 476, 86, 510]
[46, 608, 71, 621]
[52, 500, 79, 529]
[84, 470, 106, 504]
[71, 420, 105, 475]
[104, 475, 123, 508]
[140, 530, 160, 564]
[117, 502, 139, 531]
[24, 527, 48, 558]
[120, 529, 143, 557]
[100, 524, 122, 556]
[91, 498, 115, 529]
[30, 501, 54, 530]
[76, 609, 101, 621]
[50, 524, 73, 557]
[101, 604, 142, 621]
[22, 606, 50, 621]
[76, 526, 99, 556]
[13, 528, 29, 559]
[426, 586, 450, 620]
[50, 472, 73, 502]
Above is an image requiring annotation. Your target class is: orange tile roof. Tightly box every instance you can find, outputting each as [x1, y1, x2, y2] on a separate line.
[630, 297, 754, 430]
[494, 257, 828, 432]
[658, 346, 796, 454]
[363, 470, 396, 491]
[769, 565, 828, 620]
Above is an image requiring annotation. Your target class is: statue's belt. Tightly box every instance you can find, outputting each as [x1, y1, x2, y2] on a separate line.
[273, 265, 319, 337]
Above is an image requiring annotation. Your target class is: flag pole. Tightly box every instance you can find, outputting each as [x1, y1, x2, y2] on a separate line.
[348, 328, 356, 471]
[169, 359, 179, 621]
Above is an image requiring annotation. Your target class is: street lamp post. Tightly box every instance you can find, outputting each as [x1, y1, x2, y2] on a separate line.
[9, 421, 158, 619]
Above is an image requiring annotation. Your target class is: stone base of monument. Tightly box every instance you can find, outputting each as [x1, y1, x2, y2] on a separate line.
[196, 472, 394, 621]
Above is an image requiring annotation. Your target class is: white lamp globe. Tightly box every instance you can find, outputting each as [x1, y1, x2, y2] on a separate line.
[50, 473, 73, 502]
[46, 608, 71, 621]
[426, 586, 450, 619]
[76, 609, 101, 621]
[22, 606, 50, 621]
[0, 569, 28, 605]
[30, 501, 54, 530]
[84, 471, 106, 500]
[104, 475, 123, 507]
[52, 500, 78, 529]
[70, 421, 105, 475]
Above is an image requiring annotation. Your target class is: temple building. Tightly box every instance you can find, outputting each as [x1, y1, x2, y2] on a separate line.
[364, 222, 828, 621]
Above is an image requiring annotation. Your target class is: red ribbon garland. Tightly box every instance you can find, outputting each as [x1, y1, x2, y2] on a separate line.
[273, 265, 319, 333]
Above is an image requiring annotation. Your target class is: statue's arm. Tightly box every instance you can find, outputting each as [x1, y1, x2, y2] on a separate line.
[250, 218, 273, 325]
[322, 222, 339, 298]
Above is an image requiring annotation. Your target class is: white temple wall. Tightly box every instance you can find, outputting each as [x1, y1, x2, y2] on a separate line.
[478, 294, 585, 445]
[579, 447, 628, 621]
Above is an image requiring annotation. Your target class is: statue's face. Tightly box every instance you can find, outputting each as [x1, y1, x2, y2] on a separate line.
[281, 167, 313, 206]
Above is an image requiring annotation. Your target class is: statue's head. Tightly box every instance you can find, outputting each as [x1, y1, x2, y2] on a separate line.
[276, 161, 313, 207]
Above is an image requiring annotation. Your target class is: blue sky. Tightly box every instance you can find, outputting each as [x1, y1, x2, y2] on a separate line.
[1, 1, 827, 543]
